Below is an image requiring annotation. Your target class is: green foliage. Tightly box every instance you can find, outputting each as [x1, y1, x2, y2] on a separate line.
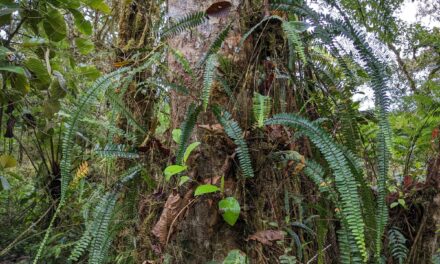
[161, 11, 207, 38]
[223, 250, 249, 264]
[265, 113, 367, 261]
[176, 104, 201, 165]
[194, 184, 220, 196]
[388, 228, 408, 264]
[164, 165, 187, 181]
[94, 144, 140, 159]
[202, 54, 218, 111]
[253, 92, 271, 128]
[199, 25, 231, 66]
[218, 197, 240, 226]
[281, 21, 307, 64]
[213, 106, 254, 178]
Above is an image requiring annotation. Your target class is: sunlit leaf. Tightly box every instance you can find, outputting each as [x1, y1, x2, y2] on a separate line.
[164, 165, 187, 181]
[194, 184, 220, 196]
[219, 197, 240, 226]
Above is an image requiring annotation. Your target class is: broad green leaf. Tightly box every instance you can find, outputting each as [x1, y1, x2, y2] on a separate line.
[43, 7, 67, 42]
[172, 129, 181, 144]
[70, 9, 92, 35]
[0, 154, 17, 169]
[82, 0, 111, 14]
[24, 58, 51, 87]
[0, 66, 25, 75]
[194, 184, 219, 196]
[75, 38, 94, 55]
[183, 142, 200, 163]
[77, 65, 101, 80]
[11, 74, 30, 94]
[223, 249, 248, 264]
[0, 176, 10, 191]
[164, 165, 187, 181]
[22, 37, 48, 48]
[219, 197, 240, 226]
[178, 176, 190, 186]
[43, 99, 61, 117]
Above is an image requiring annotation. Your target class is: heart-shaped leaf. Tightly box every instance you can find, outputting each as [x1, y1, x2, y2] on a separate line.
[219, 197, 240, 226]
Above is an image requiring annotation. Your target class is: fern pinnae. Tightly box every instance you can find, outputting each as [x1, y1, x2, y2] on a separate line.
[253, 92, 271, 128]
[106, 91, 147, 134]
[161, 11, 207, 38]
[202, 54, 218, 111]
[281, 20, 307, 64]
[213, 106, 254, 178]
[265, 113, 367, 261]
[94, 143, 140, 159]
[239, 15, 283, 49]
[198, 25, 231, 67]
[176, 103, 201, 165]
[388, 227, 408, 264]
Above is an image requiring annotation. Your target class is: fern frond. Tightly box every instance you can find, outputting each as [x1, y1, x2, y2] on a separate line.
[89, 191, 117, 264]
[202, 54, 218, 111]
[143, 78, 189, 95]
[176, 103, 201, 165]
[265, 113, 367, 261]
[68, 225, 92, 261]
[213, 106, 254, 178]
[106, 91, 147, 134]
[388, 228, 408, 264]
[161, 11, 207, 38]
[199, 25, 231, 66]
[253, 92, 272, 128]
[94, 144, 139, 159]
[70, 161, 89, 188]
[282, 21, 307, 64]
[169, 48, 194, 76]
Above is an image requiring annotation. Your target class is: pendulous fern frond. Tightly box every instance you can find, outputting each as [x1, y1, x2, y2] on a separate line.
[265, 113, 367, 261]
[176, 103, 201, 165]
[199, 25, 231, 67]
[281, 21, 307, 64]
[388, 227, 408, 264]
[213, 106, 254, 178]
[94, 143, 140, 159]
[202, 54, 218, 111]
[253, 92, 272, 128]
[161, 11, 207, 38]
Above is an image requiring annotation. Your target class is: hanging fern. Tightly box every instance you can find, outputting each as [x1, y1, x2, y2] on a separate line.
[198, 25, 231, 67]
[176, 103, 201, 165]
[202, 54, 218, 111]
[265, 113, 367, 261]
[106, 91, 147, 134]
[282, 21, 307, 64]
[161, 11, 207, 38]
[253, 92, 272, 128]
[94, 143, 140, 159]
[69, 166, 142, 264]
[213, 106, 254, 178]
[388, 228, 408, 264]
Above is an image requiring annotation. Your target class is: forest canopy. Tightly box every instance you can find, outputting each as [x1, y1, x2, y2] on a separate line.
[0, 0, 439, 263]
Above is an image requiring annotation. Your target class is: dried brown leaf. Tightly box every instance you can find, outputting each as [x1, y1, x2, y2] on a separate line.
[152, 191, 183, 244]
[248, 230, 285, 246]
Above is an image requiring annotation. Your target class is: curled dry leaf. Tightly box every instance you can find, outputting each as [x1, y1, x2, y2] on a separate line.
[152, 191, 183, 244]
[248, 230, 285, 246]
[198, 123, 224, 133]
[206, 1, 232, 18]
